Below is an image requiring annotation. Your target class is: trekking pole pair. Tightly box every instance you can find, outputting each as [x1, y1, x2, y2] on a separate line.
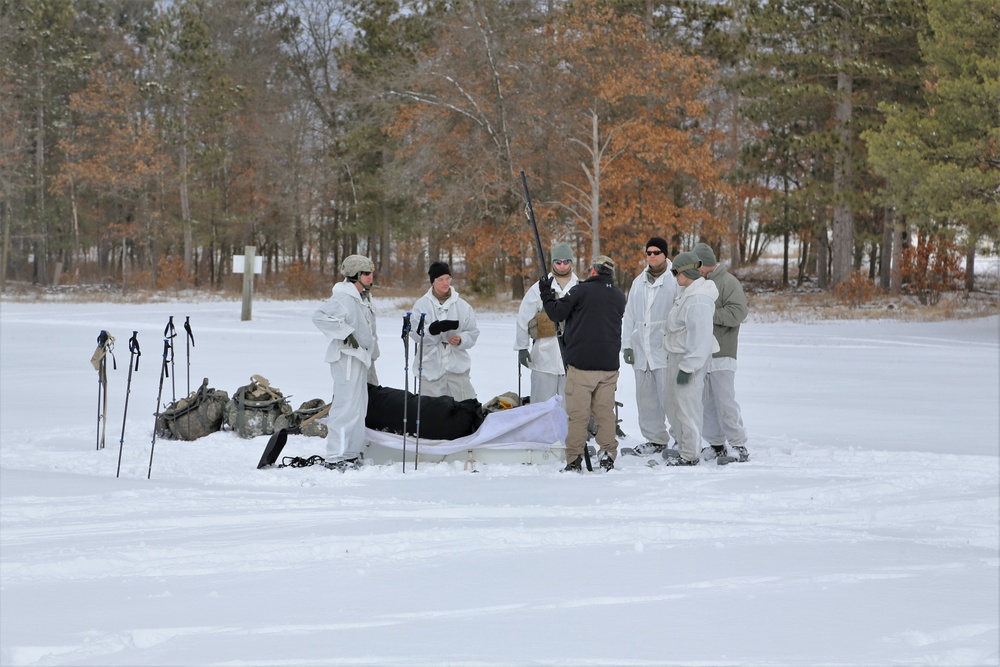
[401, 312, 412, 473]
[164, 317, 178, 402]
[92, 330, 116, 451]
[163, 315, 196, 397]
[402, 313, 427, 471]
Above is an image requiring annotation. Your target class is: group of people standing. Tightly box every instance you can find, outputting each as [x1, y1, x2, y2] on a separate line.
[517, 237, 750, 471]
[311, 236, 749, 472]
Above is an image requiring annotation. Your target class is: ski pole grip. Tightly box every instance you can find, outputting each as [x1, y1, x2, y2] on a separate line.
[129, 331, 141, 370]
[416, 312, 426, 336]
[184, 316, 195, 346]
[402, 312, 412, 339]
[162, 338, 171, 377]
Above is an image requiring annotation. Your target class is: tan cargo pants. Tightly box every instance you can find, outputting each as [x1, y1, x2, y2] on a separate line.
[563, 365, 620, 462]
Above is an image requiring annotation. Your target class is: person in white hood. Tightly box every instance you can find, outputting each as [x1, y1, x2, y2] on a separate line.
[411, 261, 480, 401]
[312, 255, 380, 465]
[661, 251, 719, 466]
[514, 242, 579, 403]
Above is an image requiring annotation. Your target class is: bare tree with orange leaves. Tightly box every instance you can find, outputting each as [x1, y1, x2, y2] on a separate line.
[546, 1, 732, 274]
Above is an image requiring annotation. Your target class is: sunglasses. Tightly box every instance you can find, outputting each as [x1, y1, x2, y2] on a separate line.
[646, 249, 663, 256]
[553, 259, 572, 266]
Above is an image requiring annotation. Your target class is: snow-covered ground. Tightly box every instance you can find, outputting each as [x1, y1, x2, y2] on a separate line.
[1, 297, 997, 666]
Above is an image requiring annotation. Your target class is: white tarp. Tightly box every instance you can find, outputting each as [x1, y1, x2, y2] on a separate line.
[364, 395, 568, 455]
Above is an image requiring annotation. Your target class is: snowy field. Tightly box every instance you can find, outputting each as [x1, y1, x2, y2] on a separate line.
[1, 297, 998, 666]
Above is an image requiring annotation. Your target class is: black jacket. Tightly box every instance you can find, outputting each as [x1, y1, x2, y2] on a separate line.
[541, 273, 626, 371]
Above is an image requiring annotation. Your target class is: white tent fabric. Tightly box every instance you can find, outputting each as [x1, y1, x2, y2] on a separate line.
[364, 395, 568, 456]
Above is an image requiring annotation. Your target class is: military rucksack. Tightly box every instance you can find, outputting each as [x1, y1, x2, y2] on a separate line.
[155, 378, 230, 441]
[224, 375, 293, 439]
[274, 398, 329, 438]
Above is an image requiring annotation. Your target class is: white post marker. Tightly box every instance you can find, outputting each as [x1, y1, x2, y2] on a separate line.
[232, 246, 263, 321]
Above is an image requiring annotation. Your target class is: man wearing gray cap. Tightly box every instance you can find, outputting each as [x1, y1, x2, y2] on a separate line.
[312, 254, 380, 467]
[540, 255, 626, 472]
[661, 251, 719, 466]
[514, 242, 579, 404]
[694, 242, 750, 463]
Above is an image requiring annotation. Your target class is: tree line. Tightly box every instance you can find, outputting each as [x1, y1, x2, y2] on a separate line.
[1, 0, 996, 298]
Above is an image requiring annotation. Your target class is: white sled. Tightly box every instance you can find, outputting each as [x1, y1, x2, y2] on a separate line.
[361, 395, 570, 467]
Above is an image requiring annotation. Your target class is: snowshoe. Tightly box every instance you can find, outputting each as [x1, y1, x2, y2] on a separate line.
[703, 444, 738, 466]
[622, 442, 667, 457]
[664, 455, 699, 467]
[562, 456, 583, 473]
[321, 456, 363, 472]
[599, 454, 615, 471]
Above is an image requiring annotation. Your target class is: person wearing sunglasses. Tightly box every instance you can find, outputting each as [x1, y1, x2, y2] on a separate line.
[312, 254, 380, 467]
[410, 261, 481, 402]
[539, 255, 626, 472]
[694, 243, 750, 464]
[514, 242, 579, 404]
[621, 237, 678, 457]
[660, 250, 720, 466]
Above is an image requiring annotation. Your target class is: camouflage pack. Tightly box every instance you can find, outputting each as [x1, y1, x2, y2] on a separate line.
[155, 378, 230, 441]
[224, 375, 293, 439]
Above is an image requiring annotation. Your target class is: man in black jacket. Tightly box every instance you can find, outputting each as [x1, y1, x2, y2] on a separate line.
[540, 255, 627, 471]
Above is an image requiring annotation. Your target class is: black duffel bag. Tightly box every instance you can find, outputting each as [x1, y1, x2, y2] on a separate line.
[365, 384, 484, 440]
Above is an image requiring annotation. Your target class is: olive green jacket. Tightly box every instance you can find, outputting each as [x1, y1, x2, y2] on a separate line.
[706, 264, 748, 359]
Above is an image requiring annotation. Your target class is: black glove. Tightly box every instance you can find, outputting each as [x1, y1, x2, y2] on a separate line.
[428, 319, 460, 336]
[538, 275, 554, 294]
[676, 369, 691, 385]
[344, 333, 359, 349]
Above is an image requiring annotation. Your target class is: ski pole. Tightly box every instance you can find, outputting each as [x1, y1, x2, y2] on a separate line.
[413, 312, 426, 471]
[93, 330, 116, 450]
[116, 331, 140, 478]
[517, 350, 522, 403]
[148, 336, 171, 479]
[184, 316, 195, 395]
[401, 312, 412, 473]
[164, 316, 177, 402]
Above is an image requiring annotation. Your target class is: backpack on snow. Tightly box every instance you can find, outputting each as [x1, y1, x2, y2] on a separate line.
[224, 375, 293, 439]
[155, 378, 230, 441]
[274, 398, 329, 438]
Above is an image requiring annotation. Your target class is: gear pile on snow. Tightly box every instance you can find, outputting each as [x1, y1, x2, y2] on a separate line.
[274, 398, 329, 438]
[224, 375, 292, 439]
[155, 378, 230, 441]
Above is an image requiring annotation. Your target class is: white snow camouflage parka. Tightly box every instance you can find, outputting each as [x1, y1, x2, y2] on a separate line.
[312, 280, 380, 369]
[663, 276, 720, 373]
[410, 287, 480, 382]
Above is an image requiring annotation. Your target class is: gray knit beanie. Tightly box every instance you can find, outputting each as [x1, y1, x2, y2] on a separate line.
[551, 242, 574, 262]
[694, 242, 717, 267]
[671, 251, 702, 280]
